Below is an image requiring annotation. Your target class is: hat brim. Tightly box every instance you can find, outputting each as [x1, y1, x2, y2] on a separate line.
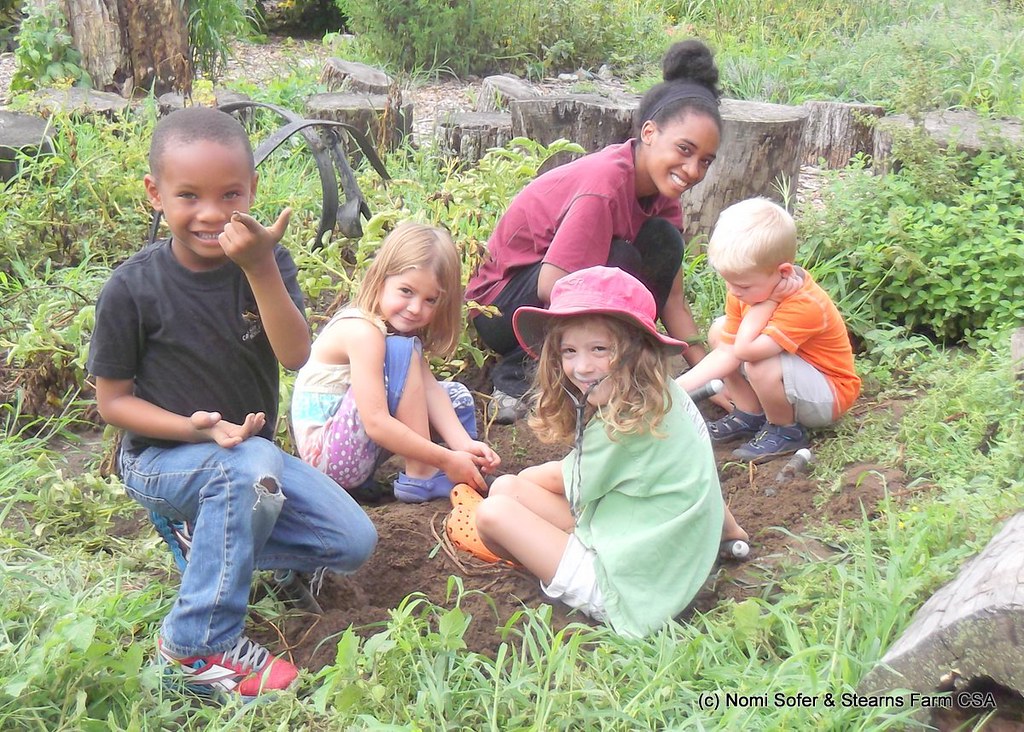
[512, 305, 689, 359]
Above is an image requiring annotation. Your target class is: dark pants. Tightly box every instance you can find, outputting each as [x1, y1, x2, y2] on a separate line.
[472, 217, 685, 398]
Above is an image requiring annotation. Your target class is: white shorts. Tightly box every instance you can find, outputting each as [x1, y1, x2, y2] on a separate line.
[540, 535, 608, 622]
[779, 352, 835, 428]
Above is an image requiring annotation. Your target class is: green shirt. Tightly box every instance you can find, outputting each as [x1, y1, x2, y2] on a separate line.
[562, 381, 724, 637]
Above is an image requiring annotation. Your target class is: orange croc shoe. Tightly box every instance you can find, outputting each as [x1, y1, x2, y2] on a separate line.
[444, 505, 503, 564]
[449, 483, 484, 510]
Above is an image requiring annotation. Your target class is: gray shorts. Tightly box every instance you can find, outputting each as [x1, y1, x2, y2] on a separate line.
[779, 352, 835, 428]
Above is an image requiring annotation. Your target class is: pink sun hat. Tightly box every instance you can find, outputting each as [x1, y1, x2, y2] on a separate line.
[512, 266, 689, 359]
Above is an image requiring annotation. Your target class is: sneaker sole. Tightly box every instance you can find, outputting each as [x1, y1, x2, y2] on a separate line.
[158, 658, 299, 705]
[731, 446, 805, 464]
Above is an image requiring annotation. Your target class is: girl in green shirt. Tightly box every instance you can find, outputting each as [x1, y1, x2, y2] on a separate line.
[459, 266, 747, 637]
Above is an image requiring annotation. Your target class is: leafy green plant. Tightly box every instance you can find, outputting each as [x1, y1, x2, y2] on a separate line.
[10, 1, 91, 92]
[801, 143, 1024, 342]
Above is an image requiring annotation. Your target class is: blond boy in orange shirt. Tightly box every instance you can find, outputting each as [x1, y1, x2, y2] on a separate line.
[678, 197, 860, 461]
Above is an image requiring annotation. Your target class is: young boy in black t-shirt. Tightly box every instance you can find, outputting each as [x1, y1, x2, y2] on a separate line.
[88, 107, 377, 702]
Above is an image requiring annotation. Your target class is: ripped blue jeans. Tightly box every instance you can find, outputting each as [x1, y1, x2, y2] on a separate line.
[119, 436, 377, 657]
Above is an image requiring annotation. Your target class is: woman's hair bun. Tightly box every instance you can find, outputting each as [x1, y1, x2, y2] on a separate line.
[661, 38, 719, 89]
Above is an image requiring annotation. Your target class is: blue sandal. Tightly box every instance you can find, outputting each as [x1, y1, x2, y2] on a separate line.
[707, 409, 766, 442]
[393, 470, 454, 503]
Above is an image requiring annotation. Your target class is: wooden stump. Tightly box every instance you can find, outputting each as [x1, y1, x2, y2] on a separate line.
[680, 99, 808, 245]
[874, 110, 1024, 173]
[436, 111, 512, 163]
[320, 59, 392, 94]
[476, 75, 539, 113]
[1011, 328, 1024, 381]
[28, 87, 130, 119]
[305, 91, 413, 158]
[0, 110, 55, 182]
[62, 0, 192, 96]
[801, 100, 884, 168]
[859, 512, 1024, 703]
[510, 93, 637, 170]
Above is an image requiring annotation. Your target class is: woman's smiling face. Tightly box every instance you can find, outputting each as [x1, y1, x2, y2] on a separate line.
[634, 111, 720, 199]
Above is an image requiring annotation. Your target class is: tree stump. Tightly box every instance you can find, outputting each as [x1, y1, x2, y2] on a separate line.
[873, 110, 1024, 173]
[859, 511, 1024, 703]
[156, 91, 253, 124]
[510, 93, 637, 171]
[436, 111, 512, 163]
[801, 100, 884, 168]
[320, 59, 393, 94]
[476, 75, 539, 113]
[1011, 328, 1024, 381]
[0, 110, 55, 183]
[305, 92, 413, 159]
[680, 99, 808, 245]
[62, 0, 192, 96]
[28, 87, 130, 119]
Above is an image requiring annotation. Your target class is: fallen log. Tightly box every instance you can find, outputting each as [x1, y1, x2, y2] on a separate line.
[859, 512, 1024, 706]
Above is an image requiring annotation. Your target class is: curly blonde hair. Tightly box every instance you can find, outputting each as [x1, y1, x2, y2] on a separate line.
[330, 221, 463, 357]
[527, 315, 674, 445]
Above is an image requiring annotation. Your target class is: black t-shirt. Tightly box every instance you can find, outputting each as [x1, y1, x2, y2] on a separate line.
[87, 239, 306, 451]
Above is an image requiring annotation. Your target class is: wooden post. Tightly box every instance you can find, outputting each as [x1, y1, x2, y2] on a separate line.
[320, 59, 392, 94]
[305, 91, 413, 158]
[510, 93, 638, 171]
[62, 0, 192, 96]
[0, 110, 55, 182]
[859, 512, 1024, 703]
[801, 101, 884, 168]
[873, 110, 1024, 174]
[476, 75, 539, 113]
[1011, 327, 1024, 381]
[436, 111, 512, 163]
[679, 99, 808, 245]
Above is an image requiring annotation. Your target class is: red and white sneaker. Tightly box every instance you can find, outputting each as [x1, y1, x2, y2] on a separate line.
[158, 635, 298, 702]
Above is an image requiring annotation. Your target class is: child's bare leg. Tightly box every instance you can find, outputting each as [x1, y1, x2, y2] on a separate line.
[745, 356, 794, 425]
[392, 351, 435, 479]
[475, 494, 570, 583]
[488, 470, 574, 532]
[723, 370, 762, 415]
[722, 504, 749, 542]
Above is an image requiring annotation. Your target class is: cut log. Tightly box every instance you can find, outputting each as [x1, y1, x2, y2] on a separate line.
[874, 110, 1024, 173]
[1011, 328, 1024, 381]
[476, 75, 539, 113]
[305, 91, 413, 159]
[510, 93, 638, 171]
[801, 100, 884, 168]
[63, 0, 192, 96]
[436, 111, 513, 163]
[29, 87, 130, 119]
[858, 511, 1024, 703]
[0, 110, 55, 182]
[61, 0, 127, 94]
[320, 59, 393, 94]
[680, 99, 808, 245]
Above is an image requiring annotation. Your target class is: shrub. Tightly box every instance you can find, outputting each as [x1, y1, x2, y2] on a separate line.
[336, 0, 666, 77]
[800, 136, 1024, 342]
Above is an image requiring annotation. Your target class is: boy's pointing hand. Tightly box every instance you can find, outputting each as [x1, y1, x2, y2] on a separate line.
[220, 208, 293, 270]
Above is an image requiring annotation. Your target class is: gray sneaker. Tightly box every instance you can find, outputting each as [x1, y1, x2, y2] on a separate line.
[491, 388, 528, 425]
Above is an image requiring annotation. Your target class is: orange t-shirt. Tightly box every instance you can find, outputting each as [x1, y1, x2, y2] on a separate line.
[720, 272, 860, 418]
